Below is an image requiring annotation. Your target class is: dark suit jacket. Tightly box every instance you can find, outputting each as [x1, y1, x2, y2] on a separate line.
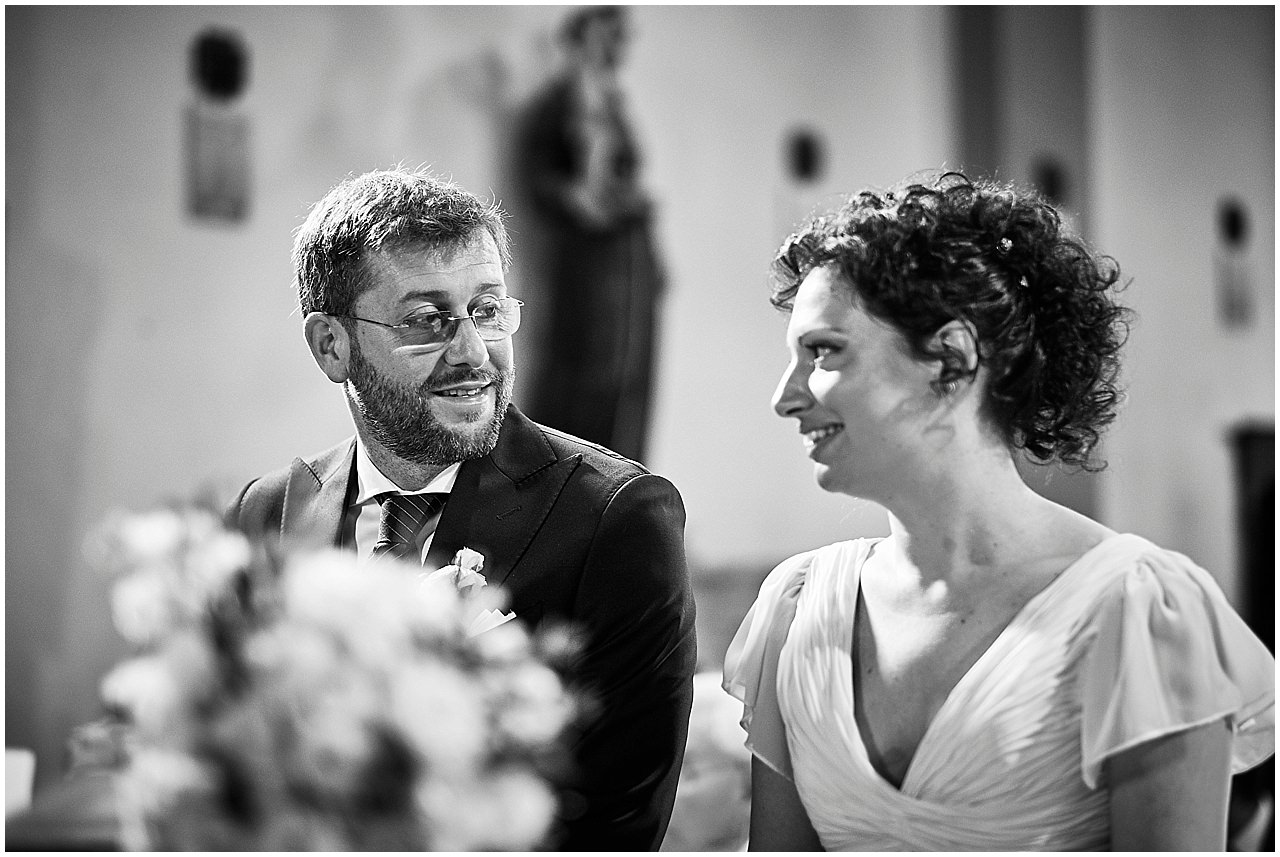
[226, 406, 697, 850]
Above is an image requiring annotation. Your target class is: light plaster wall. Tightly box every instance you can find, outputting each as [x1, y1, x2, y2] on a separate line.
[634, 5, 955, 570]
[1089, 6, 1275, 606]
[6, 5, 953, 785]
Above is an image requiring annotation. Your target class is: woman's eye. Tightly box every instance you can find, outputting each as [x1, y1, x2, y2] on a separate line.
[810, 344, 837, 365]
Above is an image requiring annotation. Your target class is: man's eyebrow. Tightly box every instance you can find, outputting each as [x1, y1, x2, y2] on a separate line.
[396, 284, 505, 306]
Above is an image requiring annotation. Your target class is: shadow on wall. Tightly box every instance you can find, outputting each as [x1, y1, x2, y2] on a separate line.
[6, 236, 110, 791]
[692, 563, 775, 671]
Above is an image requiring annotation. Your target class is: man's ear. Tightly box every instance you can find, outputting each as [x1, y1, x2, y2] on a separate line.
[928, 318, 980, 389]
[304, 312, 351, 384]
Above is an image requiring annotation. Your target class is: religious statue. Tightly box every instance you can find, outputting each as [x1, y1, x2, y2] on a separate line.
[518, 6, 665, 463]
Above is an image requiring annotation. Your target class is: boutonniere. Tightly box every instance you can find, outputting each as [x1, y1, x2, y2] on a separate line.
[422, 547, 517, 636]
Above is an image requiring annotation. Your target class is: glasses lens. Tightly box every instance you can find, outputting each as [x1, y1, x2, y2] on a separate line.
[398, 312, 452, 346]
[474, 298, 521, 340]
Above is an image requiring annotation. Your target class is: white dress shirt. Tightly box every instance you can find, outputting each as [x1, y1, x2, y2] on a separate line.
[352, 437, 460, 565]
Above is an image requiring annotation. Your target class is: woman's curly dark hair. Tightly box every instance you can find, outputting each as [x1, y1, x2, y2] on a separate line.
[771, 171, 1132, 470]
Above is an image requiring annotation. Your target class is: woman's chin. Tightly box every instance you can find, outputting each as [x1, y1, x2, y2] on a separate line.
[813, 463, 865, 500]
[813, 463, 843, 493]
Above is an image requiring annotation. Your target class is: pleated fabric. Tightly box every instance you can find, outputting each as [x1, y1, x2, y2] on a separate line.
[724, 534, 1274, 851]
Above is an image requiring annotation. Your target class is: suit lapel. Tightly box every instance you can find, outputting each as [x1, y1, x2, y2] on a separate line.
[427, 407, 579, 586]
[280, 438, 355, 549]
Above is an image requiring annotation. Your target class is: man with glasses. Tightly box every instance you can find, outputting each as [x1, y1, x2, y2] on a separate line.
[227, 167, 696, 850]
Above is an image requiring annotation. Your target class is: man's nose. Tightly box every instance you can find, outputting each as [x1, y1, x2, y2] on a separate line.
[443, 316, 489, 368]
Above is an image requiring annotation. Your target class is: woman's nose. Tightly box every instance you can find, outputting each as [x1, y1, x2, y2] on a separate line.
[772, 361, 810, 419]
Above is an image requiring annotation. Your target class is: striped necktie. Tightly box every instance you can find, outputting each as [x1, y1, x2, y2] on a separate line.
[371, 492, 446, 563]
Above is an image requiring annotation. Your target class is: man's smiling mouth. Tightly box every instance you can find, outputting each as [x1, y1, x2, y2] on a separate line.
[434, 384, 490, 399]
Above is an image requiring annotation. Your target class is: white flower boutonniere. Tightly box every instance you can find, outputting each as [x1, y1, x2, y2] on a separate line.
[422, 547, 517, 636]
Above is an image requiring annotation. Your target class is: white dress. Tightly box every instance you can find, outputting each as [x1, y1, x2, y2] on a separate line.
[723, 534, 1275, 850]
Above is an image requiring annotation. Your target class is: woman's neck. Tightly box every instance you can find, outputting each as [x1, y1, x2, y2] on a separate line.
[876, 448, 1068, 589]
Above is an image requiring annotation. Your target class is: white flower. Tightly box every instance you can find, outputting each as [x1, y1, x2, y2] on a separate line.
[454, 546, 485, 572]
[388, 660, 488, 774]
[485, 770, 559, 849]
[251, 624, 343, 703]
[101, 656, 184, 741]
[452, 546, 487, 591]
[280, 549, 367, 627]
[407, 575, 467, 638]
[157, 628, 220, 708]
[117, 510, 188, 564]
[122, 747, 213, 813]
[204, 695, 286, 795]
[422, 546, 490, 598]
[176, 508, 220, 542]
[184, 529, 251, 597]
[418, 770, 556, 851]
[282, 552, 418, 661]
[110, 570, 175, 646]
[495, 662, 574, 745]
[471, 619, 531, 662]
[533, 622, 584, 664]
[422, 563, 461, 586]
[421, 550, 522, 637]
[257, 809, 351, 851]
[289, 674, 380, 798]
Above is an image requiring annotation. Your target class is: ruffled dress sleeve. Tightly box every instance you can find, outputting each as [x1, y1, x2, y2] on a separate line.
[1077, 538, 1275, 788]
[721, 550, 816, 781]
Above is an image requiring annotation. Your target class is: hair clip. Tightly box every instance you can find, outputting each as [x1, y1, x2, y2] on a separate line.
[996, 237, 1013, 255]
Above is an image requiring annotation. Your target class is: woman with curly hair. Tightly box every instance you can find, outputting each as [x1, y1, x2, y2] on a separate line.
[724, 172, 1274, 850]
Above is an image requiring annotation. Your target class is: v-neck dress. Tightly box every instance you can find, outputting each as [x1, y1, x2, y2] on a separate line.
[723, 534, 1275, 850]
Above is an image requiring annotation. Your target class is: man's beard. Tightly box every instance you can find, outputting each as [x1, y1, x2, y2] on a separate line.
[345, 337, 514, 466]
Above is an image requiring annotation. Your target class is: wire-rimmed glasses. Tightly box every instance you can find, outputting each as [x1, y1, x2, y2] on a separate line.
[337, 297, 523, 349]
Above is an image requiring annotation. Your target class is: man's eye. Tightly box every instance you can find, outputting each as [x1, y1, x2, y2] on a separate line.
[404, 313, 448, 333]
[470, 302, 501, 322]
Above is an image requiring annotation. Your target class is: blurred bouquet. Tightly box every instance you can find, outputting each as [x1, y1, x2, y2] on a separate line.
[85, 505, 576, 851]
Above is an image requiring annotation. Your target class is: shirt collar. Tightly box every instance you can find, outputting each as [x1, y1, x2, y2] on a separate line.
[353, 436, 461, 505]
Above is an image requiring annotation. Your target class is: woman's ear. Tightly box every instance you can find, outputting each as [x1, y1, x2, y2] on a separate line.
[304, 312, 351, 384]
[928, 319, 980, 391]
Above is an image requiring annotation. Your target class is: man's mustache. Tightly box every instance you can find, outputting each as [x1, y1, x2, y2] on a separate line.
[424, 367, 507, 392]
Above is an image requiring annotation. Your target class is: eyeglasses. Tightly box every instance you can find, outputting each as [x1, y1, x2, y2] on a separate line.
[337, 297, 523, 349]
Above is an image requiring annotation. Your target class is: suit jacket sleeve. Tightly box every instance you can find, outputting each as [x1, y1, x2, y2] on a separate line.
[561, 472, 697, 850]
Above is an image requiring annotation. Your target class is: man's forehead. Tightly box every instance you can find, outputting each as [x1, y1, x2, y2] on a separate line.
[369, 231, 499, 271]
